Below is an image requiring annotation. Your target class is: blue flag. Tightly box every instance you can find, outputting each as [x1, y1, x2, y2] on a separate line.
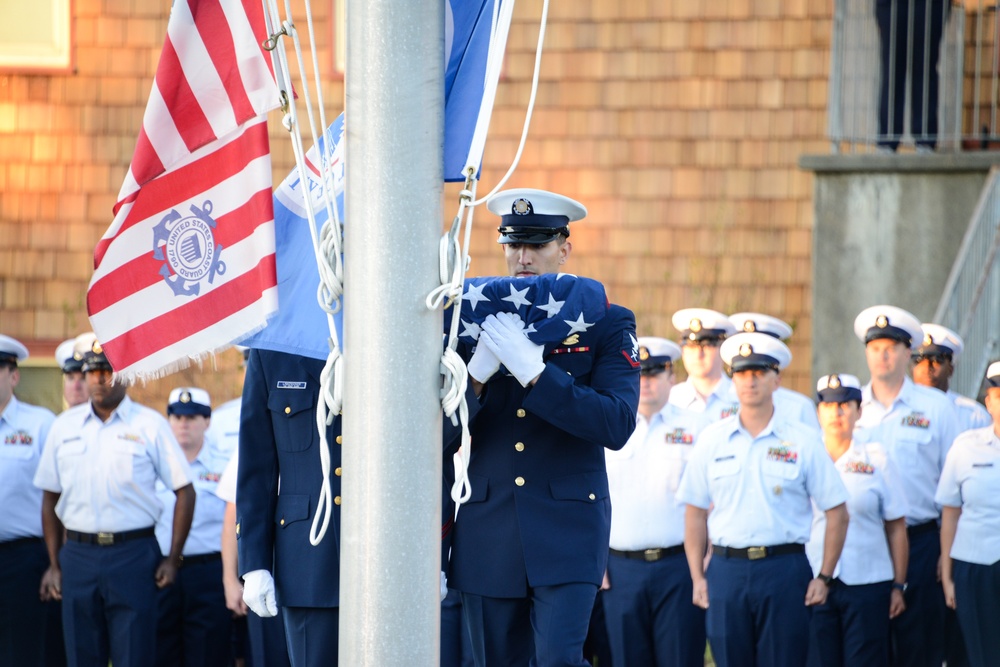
[455, 275, 610, 346]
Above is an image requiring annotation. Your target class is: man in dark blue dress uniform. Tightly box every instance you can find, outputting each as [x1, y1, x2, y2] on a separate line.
[237, 350, 342, 667]
[447, 188, 641, 666]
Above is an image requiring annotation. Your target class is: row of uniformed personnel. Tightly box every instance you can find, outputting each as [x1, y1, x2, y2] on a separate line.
[606, 304, 1000, 667]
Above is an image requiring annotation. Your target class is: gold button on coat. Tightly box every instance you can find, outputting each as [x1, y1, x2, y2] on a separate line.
[334, 496, 342, 505]
[588, 493, 596, 500]
[515, 442, 525, 452]
[284, 406, 291, 414]
[516, 409, 526, 418]
[336, 435, 343, 444]
[515, 476, 525, 486]
[280, 519, 285, 525]
[335, 467, 342, 477]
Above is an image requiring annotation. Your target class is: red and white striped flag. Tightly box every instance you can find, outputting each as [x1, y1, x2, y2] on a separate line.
[87, 0, 281, 381]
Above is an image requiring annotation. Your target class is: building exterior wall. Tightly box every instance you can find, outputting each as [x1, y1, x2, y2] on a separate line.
[0, 0, 833, 409]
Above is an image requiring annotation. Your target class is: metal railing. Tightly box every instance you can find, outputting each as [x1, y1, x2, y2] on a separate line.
[933, 166, 1000, 397]
[829, 0, 1000, 152]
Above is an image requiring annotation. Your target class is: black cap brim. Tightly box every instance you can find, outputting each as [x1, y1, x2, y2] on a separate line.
[497, 226, 568, 245]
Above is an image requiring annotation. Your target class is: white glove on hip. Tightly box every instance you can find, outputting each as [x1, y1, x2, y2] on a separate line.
[242, 569, 278, 618]
[466, 340, 501, 383]
[440, 570, 449, 602]
[479, 312, 545, 387]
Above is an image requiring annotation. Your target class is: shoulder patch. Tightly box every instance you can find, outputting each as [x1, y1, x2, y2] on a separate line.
[621, 331, 640, 368]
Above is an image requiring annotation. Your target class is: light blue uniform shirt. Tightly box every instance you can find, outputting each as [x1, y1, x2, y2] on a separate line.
[807, 441, 908, 584]
[0, 396, 55, 541]
[947, 390, 991, 433]
[855, 378, 960, 525]
[606, 404, 709, 550]
[33, 397, 192, 533]
[935, 427, 1000, 565]
[206, 397, 240, 459]
[669, 375, 739, 422]
[677, 413, 848, 547]
[155, 433, 228, 556]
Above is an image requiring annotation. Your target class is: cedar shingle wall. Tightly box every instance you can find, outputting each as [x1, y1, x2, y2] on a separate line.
[0, 0, 831, 407]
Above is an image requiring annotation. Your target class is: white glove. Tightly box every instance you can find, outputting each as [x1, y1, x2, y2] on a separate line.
[440, 570, 448, 602]
[466, 339, 501, 383]
[480, 312, 545, 387]
[242, 569, 278, 618]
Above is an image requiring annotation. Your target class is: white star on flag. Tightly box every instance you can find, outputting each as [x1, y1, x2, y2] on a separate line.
[525, 322, 537, 334]
[564, 313, 595, 335]
[537, 293, 565, 319]
[460, 319, 482, 339]
[501, 284, 532, 309]
[463, 282, 489, 310]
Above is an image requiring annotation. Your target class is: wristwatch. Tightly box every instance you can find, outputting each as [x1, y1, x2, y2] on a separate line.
[891, 581, 908, 593]
[817, 573, 833, 587]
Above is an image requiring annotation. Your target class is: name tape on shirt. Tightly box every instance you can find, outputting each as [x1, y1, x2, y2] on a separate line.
[277, 381, 308, 389]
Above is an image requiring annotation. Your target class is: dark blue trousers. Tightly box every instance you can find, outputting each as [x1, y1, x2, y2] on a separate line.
[0, 537, 64, 666]
[155, 556, 232, 667]
[953, 558, 1000, 667]
[60, 536, 160, 667]
[442, 588, 475, 667]
[462, 582, 598, 667]
[247, 611, 291, 667]
[890, 527, 945, 667]
[807, 580, 892, 667]
[282, 606, 338, 667]
[705, 551, 813, 667]
[602, 552, 705, 667]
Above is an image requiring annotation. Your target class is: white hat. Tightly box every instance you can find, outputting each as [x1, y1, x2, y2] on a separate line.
[0, 334, 29, 364]
[729, 312, 793, 340]
[167, 387, 212, 417]
[672, 308, 737, 343]
[637, 336, 681, 368]
[721, 332, 791, 371]
[816, 373, 863, 403]
[986, 361, 1000, 388]
[853, 305, 923, 350]
[487, 188, 587, 245]
[55, 338, 84, 372]
[917, 323, 964, 358]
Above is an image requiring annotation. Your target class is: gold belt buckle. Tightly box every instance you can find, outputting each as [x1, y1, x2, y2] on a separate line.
[747, 546, 767, 560]
[643, 548, 661, 562]
[97, 532, 114, 546]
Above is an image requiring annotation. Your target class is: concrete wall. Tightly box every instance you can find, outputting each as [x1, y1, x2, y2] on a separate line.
[801, 153, 997, 384]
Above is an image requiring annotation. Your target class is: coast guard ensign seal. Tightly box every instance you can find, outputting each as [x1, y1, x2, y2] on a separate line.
[152, 201, 226, 296]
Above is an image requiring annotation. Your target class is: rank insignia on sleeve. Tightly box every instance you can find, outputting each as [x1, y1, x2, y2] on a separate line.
[622, 332, 640, 368]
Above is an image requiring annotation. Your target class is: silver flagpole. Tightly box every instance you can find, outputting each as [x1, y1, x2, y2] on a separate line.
[341, 0, 445, 664]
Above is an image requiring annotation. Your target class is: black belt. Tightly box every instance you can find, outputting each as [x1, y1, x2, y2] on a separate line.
[712, 543, 804, 560]
[908, 521, 939, 537]
[610, 546, 685, 562]
[181, 552, 221, 566]
[0, 536, 43, 551]
[66, 527, 155, 546]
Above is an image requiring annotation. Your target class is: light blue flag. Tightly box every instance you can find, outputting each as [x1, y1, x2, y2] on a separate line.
[240, 113, 345, 360]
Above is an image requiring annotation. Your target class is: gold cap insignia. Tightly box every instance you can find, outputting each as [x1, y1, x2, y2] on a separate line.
[180, 391, 191, 403]
[739, 343, 753, 357]
[513, 198, 532, 215]
[875, 315, 888, 328]
[689, 318, 702, 333]
[562, 334, 580, 346]
[828, 374, 841, 389]
[639, 346, 650, 361]
[92, 341, 103, 354]
[743, 320, 756, 333]
[923, 333, 933, 347]
[73, 352, 83, 361]
[773, 485, 783, 495]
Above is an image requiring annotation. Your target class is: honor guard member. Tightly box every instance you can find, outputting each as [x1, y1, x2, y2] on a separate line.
[852, 306, 960, 667]
[913, 323, 991, 432]
[678, 332, 849, 667]
[729, 312, 820, 430]
[938, 362, 1000, 667]
[237, 349, 344, 667]
[668, 308, 739, 421]
[0, 335, 59, 666]
[603, 337, 708, 667]
[55, 337, 87, 409]
[448, 188, 640, 667]
[807, 374, 910, 667]
[155, 388, 232, 667]
[33, 335, 195, 667]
